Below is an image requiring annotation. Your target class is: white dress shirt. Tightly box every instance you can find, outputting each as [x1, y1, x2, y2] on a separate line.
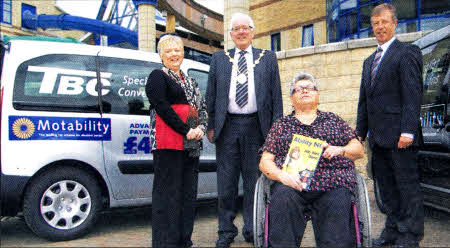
[228, 45, 258, 114]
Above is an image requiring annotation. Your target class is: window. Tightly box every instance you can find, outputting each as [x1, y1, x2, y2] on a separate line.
[328, 0, 450, 42]
[339, 11, 357, 39]
[420, 0, 450, 17]
[421, 37, 449, 108]
[302, 25, 314, 47]
[188, 69, 208, 96]
[420, 37, 449, 128]
[13, 54, 99, 112]
[396, 20, 417, 33]
[360, 2, 378, 30]
[328, 21, 338, 42]
[21, 3, 36, 29]
[392, 0, 417, 20]
[1, 0, 12, 24]
[99, 57, 160, 115]
[13, 54, 163, 115]
[421, 17, 450, 32]
[271, 33, 281, 52]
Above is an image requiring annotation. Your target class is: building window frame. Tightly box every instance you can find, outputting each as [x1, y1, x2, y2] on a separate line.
[271, 32, 281, 52]
[302, 24, 314, 47]
[1, 0, 12, 25]
[21, 3, 36, 29]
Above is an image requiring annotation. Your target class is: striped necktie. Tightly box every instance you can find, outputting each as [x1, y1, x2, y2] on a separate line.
[235, 50, 248, 108]
[371, 47, 383, 81]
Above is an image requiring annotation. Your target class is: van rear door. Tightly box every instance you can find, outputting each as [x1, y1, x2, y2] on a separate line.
[2, 40, 106, 181]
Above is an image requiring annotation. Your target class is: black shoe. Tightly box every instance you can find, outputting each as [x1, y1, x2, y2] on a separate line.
[244, 234, 254, 243]
[216, 237, 234, 248]
[393, 233, 419, 248]
[372, 228, 399, 247]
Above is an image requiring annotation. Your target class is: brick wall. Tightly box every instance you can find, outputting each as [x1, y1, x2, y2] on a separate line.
[250, 0, 326, 50]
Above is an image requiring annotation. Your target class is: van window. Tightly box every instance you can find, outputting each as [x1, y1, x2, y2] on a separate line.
[188, 69, 208, 96]
[13, 54, 99, 112]
[99, 57, 160, 115]
[421, 37, 449, 127]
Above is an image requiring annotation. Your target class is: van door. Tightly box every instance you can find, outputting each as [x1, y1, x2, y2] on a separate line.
[187, 68, 219, 198]
[97, 54, 159, 201]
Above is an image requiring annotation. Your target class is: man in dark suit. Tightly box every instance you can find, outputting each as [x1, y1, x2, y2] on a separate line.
[206, 12, 283, 248]
[356, 3, 424, 248]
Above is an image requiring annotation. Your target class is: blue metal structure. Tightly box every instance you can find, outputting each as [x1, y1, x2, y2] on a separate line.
[94, 0, 163, 46]
[22, 10, 138, 46]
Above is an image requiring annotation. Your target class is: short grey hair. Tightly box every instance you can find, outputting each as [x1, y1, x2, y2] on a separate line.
[371, 3, 398, 22]
[157, 34, 183, 55]
[289, 72, 318, 95]
[229, 12, 255, 31]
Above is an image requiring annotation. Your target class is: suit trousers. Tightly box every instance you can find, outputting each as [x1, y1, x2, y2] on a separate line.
[215, 113, 264, 240]
[152, 149, 199, 248]
[268, 183, 354, 248]
[372, 144, 424, 240]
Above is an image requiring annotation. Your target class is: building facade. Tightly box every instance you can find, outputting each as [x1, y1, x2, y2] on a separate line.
[249, 0, 449, 51]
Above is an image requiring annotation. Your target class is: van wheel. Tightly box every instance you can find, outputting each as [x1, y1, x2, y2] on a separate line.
[23, 166, 102, 241]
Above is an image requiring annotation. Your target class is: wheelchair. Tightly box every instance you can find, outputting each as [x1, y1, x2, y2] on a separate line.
[253, 171, 372, 247]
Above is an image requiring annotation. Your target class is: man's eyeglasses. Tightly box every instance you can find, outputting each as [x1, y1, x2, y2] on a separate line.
[292, 86, 318, 94]
[231, 25, 253, 32]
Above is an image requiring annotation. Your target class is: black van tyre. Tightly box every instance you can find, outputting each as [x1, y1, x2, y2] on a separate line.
[23, 166, 102, 241]
[355, 172, 372, 247]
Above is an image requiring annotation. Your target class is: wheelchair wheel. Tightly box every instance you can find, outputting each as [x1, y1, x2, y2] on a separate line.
[355, 172, 372, 247]
[373, 177, 388, 214]
[253, 175, 270, 248]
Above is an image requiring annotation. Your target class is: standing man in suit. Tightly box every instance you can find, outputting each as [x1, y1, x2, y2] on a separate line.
[206, 12, 283, 248]
[356, 3, 423, 248]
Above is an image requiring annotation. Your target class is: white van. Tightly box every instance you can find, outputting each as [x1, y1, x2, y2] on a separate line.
[0, 37, 219, 241]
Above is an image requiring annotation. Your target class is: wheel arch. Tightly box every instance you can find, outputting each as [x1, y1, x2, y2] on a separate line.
[22, 160, 110, 210]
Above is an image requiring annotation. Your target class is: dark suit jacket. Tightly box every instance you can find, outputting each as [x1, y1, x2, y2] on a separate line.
[206, 47, 283, 141]
[356, 39, 423, 148]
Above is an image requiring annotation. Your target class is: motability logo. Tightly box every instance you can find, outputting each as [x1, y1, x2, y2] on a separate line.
[9, 116, 111, 141]
[11, 117, 36, 139]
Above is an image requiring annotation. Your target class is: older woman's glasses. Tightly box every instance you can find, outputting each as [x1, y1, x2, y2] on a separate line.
[293, 86, 318, 94]
[231, 25, 253, 32]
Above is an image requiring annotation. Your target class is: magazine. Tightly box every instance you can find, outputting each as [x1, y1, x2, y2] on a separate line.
[281, 134, 326, 190]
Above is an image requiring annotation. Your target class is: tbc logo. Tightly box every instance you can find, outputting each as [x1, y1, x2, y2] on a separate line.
[28, 66, 112, 96]
[12, 117, 36, 139]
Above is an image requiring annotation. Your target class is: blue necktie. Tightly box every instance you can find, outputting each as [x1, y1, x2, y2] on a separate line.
[235, 50, 248, 108]
[371, 47, 383, 81]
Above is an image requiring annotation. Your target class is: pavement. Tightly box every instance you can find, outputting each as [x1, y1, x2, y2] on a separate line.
[1, 179, 449, 247]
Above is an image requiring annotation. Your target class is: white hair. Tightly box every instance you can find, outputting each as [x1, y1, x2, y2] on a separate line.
[157, 34, 183, 55]
[289, 72, 318, 95]
[229, 12, 255, 30]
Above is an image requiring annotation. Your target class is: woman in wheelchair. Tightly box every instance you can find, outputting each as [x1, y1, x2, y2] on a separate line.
[259, 72, 365, 247]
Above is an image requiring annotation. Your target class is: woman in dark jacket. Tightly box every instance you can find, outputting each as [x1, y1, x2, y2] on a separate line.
[145, 34, 207, 248]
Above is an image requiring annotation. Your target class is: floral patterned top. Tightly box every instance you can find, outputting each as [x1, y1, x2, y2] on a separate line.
[260, 110, 357, 191]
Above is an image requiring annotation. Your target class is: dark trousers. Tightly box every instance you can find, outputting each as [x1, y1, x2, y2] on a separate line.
[269, 183, 354, 248]
[215, 113, 264, 240]
[152, 149, 199, 248]
[372, 144, 424, 240]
